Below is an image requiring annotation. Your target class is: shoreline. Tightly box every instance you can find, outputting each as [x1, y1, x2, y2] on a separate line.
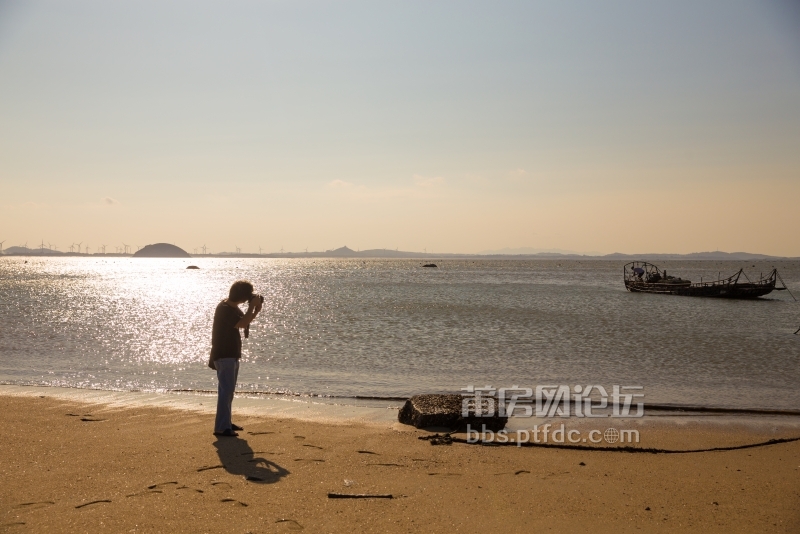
[0, 385, 401, 427]
[3, 384, 800, 426]
[2, 392, 799, 532]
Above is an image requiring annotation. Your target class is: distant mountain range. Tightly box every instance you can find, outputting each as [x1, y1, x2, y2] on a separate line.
[3, 246, 69, 256]
[2, 245, 797, 260]
[1, 246, 127, 256]
[479, 247, 603, 256]
[599, 251, 795, 261]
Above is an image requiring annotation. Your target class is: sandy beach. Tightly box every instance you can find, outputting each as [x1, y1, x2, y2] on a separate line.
[1, 392, 799, 533]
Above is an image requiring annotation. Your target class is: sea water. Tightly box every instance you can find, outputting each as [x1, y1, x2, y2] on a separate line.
[0, 257, 798, 411]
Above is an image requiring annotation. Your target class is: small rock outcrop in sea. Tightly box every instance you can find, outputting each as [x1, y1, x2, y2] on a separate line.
[398, 394, 507, 431]
[422, 263, 437, 268]
[132, 243, 191, 258]
[186, 265, 200, 269]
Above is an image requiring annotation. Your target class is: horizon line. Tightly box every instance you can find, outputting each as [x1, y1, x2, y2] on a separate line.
[2, 244, 798, 260]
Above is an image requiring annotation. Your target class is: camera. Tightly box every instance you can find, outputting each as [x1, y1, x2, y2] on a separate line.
[251, 294, 264, 304]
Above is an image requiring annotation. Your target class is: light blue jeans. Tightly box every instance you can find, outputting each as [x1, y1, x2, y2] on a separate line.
[214, 358, 240, 433]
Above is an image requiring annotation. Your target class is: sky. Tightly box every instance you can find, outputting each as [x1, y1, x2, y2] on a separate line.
[1, 0, 799, 256]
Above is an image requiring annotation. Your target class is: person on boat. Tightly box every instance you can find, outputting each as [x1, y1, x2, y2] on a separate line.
[632, 266, 645, 280]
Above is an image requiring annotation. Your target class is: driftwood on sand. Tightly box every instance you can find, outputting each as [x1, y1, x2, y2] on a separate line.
[328, 493, 393, 499]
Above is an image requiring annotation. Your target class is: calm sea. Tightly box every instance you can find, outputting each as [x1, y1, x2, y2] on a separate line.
[0, 257, 798, 411]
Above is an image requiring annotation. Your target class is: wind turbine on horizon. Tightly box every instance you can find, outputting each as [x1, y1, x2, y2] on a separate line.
[201, 244, 207, 255]
[122, 243, 130, 254]
[0, 240, 5, 254]
[76, 242, 83, 255]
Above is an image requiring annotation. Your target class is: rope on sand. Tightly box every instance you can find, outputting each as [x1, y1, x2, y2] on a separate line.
[445, 435, 800, 454]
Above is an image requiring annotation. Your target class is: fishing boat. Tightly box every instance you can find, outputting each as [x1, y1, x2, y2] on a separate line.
[623, 262, 789, 299]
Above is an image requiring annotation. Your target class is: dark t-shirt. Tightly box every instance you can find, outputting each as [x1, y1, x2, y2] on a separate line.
[210, 301, 244, 361]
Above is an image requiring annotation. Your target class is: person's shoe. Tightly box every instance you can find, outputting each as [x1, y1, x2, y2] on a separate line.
[231, 423, 244, 431]
[213, 429, 238, 437]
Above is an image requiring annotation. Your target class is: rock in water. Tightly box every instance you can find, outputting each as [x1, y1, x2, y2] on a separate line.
[186, 265, 200, 269]
[398, 394, 507, 431]
[132, 243, 191, 258]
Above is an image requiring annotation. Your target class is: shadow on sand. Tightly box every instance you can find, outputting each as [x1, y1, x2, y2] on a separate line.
[213, 436, 289, 484]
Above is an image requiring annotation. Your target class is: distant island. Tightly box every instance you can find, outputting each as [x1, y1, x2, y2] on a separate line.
[1, 244, 797, 260]
[132, 243, 191, 258]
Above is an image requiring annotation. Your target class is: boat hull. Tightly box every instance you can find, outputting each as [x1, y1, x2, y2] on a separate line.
[624, 280, 776, 299]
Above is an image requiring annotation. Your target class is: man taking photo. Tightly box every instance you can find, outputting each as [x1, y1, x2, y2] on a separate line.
[209, 280, 263, 437]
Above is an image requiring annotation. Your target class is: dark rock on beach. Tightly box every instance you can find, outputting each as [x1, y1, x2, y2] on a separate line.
[422, 263, 437, 268]
[398, 394, 507, 431]
[186, 265, 200, 269]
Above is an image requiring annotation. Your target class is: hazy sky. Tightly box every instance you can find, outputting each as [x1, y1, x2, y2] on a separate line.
[1, 0, 799, 255]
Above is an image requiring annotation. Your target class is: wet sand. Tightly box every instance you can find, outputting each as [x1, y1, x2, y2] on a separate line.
[2, 394, 799, 533]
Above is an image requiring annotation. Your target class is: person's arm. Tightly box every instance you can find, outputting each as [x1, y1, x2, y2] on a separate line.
[235, 297, 263, 329]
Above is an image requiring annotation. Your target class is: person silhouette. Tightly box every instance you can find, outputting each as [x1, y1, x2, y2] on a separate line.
[208, 280, 263, 436]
